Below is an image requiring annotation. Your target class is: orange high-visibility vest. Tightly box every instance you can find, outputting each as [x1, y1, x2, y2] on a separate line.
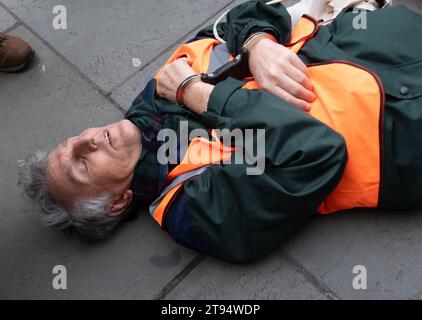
[151, 16, 384, 226]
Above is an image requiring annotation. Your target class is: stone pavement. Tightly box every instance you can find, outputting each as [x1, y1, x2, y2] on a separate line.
[0, 0, 421, 300]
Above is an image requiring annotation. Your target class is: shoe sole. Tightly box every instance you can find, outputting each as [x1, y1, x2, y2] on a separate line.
[0, 50, 35, 73]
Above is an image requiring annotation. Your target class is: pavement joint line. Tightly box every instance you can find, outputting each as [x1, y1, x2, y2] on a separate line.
[153, 254, 206, 300]
[110, 0, 239, 94]
[0, 1, 127, 115]
[281, 251, 341, 300]
[3, 21, 21, 33]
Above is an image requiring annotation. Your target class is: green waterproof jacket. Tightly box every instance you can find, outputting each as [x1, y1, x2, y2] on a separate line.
[126, 1, 422, 263]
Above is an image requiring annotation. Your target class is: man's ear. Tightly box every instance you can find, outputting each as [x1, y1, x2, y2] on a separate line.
[107, 190, 134, 217]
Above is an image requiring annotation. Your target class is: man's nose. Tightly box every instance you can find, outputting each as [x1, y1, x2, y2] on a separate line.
[73, 135, 98, 156]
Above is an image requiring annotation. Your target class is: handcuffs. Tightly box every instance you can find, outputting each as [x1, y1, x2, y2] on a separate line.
[176, 32, 276, 109]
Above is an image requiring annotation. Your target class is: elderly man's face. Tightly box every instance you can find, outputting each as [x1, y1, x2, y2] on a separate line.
[47, 120, 142, 209]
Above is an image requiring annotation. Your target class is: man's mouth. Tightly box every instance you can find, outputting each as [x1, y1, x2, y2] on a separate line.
[105, 131, 113, 148]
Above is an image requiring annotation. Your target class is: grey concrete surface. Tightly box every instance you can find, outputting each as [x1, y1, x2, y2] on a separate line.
[0, 5, 15, 31]
[111, 0, 246, 109]
[284, 210, 422, 300]
[0, 26, 196, 300]
[166, 255, 329, 300]
[1, 0, 236, 92]
[1, 0, 422, 300]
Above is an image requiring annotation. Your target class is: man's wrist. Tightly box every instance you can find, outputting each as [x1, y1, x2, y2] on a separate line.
[176, 74, 202, 108]
[243, 32, 277, 53]
[184, 81, 214, 115]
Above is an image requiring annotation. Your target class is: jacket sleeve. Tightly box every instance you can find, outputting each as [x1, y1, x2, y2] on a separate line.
[166, 78, 348, 263]
[195, 0, 292, 56]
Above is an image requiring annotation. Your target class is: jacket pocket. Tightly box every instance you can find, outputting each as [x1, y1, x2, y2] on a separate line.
[383, 60, 422, 100]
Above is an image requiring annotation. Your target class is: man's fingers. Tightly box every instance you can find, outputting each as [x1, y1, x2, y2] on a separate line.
[288, 53, 309, 76]
[277, 74, 316, 103]
[284, 64, 314, 92]
[285, 53, 316, 101]
[270, 85, 311, 111]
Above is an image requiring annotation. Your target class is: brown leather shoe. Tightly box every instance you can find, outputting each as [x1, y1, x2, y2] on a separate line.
[0, 33, 35, 72]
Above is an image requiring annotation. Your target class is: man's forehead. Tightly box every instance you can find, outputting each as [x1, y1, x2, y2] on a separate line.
[47, 140, 100, 204]
[47, 147, 62, 176]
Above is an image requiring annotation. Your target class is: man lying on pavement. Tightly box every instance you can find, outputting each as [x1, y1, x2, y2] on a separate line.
[19, 1, 422, 263]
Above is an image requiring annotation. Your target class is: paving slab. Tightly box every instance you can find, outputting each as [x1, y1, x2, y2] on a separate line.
[0, 4, 15, 31]
[0, 26, 197, 299]
[166, 255, 329, 300]
[110, 0, 243, 109]
[111, 0, 299, 109]
[1, 0, 236, 93]
[283, 209, 422, 300]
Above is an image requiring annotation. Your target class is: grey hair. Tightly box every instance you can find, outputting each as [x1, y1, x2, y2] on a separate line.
[17, 150, 122, 240]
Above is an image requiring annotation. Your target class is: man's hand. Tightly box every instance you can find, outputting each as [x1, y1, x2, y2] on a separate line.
[249, 38, 316, 111]
[156, 58, 196, 104]
[156, 58, 214, 114]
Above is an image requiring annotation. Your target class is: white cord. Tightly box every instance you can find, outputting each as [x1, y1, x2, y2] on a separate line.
[213, 0, 286, 43]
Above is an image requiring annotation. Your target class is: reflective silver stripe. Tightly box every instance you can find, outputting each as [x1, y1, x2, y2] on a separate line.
[208, 43, 230, 73]
[149, 166, 211, 218]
